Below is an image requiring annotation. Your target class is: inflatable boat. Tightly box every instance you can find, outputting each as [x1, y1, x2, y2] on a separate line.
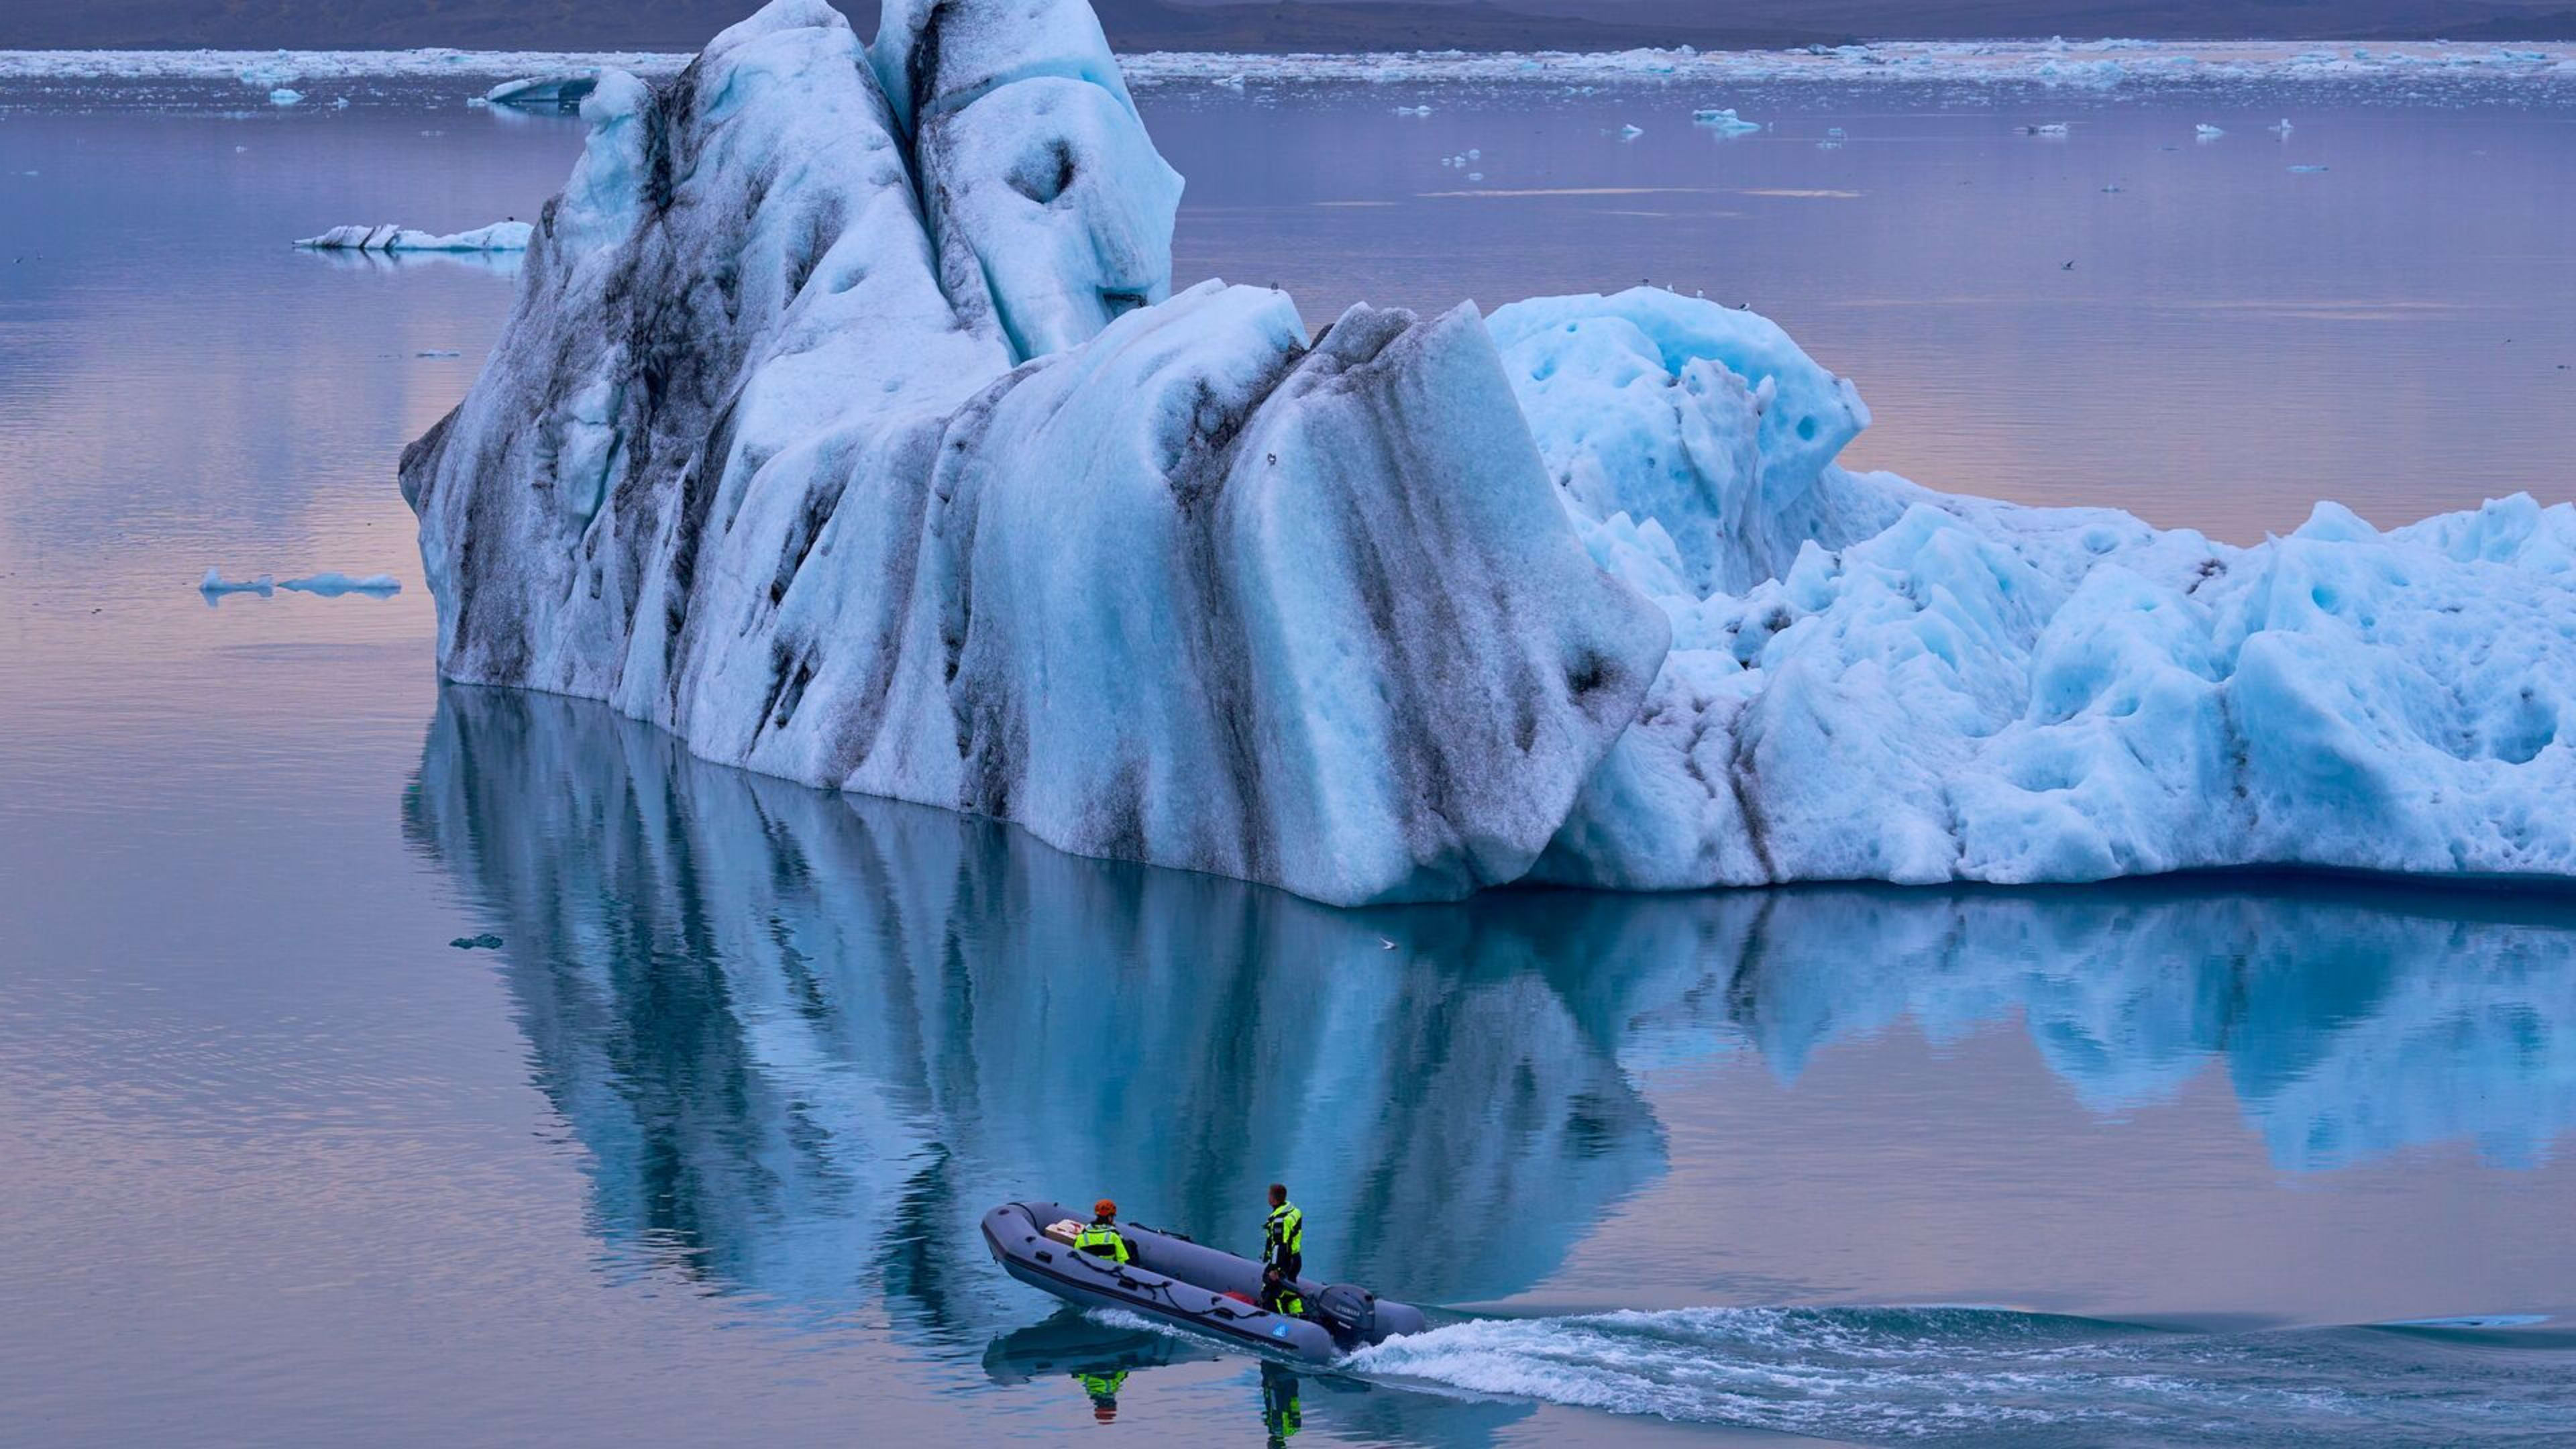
[981, 1201, 1429, 1365]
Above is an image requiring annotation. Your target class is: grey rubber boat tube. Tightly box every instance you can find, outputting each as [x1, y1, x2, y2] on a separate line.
[980, 1201, 1429, 1365]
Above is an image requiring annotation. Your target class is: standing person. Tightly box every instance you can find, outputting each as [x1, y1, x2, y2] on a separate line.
[1259, 1183, 1304, 1316]
[1074, 1198, 1132, 1264]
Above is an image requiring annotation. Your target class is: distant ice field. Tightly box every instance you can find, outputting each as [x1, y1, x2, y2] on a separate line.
[0, 36, 2570, 95]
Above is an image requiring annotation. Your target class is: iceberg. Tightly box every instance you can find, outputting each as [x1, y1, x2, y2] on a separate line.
[407, 0, 2576, 906]
[294, 221, 533, 252]
[484, 73, 598, 109]
[1691, 107, 1762, 135]
[402, 0, 1659, 908]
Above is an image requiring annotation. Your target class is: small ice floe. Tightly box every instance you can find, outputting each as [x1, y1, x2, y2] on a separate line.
[199, 568, 274, 596]
[2289, 163, 2329, 172]
[1618, 123, 1644, 139]
[485, 74, 597, 111]
[268, 88, 303, 107]
[1691, 106, 1763, 135]
[2196, 122, 2226, 140]
[1466, 171, 1483, 180]
[2101, 182, 2124, 192]
[1392, 104, 1431, 117]
[1213, 73, 1245, 89]
[280, 572, 402, 596]
[1467, 148, 1480, 158]
[2269, 117, 2295, 136]
[2023, 121, 2070, 136]
[294, 221, 533, 253]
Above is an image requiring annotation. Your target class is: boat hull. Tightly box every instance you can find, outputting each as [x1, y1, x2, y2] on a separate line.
[980, 1201, 1426, 1366]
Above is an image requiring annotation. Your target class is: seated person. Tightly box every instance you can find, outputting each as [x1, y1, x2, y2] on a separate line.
[1073, 1198, 1132, 1264]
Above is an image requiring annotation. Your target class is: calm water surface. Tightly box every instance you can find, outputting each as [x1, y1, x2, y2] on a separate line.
[2, 76, 2573, 1446]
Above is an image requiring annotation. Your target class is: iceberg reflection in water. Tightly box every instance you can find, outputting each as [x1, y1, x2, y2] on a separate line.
[405, 686, 2576, 1340]
[402, 684, 1668, 1331]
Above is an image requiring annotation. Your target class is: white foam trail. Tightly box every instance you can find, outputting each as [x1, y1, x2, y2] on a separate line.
[1342, 1305, 2575, 1441]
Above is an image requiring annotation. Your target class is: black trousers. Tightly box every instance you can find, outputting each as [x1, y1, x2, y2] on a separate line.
[1260, 1252, 1303, 1313]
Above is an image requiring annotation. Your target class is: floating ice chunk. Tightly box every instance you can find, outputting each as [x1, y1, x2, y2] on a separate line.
[199, 568, 274, 595]
[2195, 122, 2225, 140]
[282, 572, 402, 595]
[1618, 123, 1644, 138]
[2289, 163, 2329, 172]
[269, 87, 303, 106]
[2024, 121, 2070, 136]
[417, 350, 463, 358]
[1468, 147, 1481, 158]
[1467, 171, 1484, 180]
[1393, 105, 1431, 117]
[2101, 182, 2123, 192]
[1692, 107, 1762, 134]
[1213, 73, 1245, 89]
[294, 221, 534, 252]
[485, 73, 598, 109]
[2269, 117, 2295, 135]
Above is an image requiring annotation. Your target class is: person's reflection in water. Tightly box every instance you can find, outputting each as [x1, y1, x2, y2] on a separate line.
[1075, 1366, 1129, 1424]
[1260, 1362, 1303, 1444]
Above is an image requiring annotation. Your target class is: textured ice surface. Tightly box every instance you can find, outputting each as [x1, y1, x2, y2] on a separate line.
[294, 221, 533, 252]
[402, 0, 1656, 906]
[1507, 287, 2576, 892]
[405, 0, 2575, 904]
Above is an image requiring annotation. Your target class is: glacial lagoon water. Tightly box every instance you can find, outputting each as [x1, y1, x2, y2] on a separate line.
[3, 73, 2575, 1446]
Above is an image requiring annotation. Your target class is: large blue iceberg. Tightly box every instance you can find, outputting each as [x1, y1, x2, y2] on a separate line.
[403, 0, 2576, 906]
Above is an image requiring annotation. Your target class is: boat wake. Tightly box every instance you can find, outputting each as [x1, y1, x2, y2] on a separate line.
[1337, 1304, 2576, 1444]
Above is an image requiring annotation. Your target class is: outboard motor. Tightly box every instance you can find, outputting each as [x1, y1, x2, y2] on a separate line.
[1313, 1283, 1377, 1347]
